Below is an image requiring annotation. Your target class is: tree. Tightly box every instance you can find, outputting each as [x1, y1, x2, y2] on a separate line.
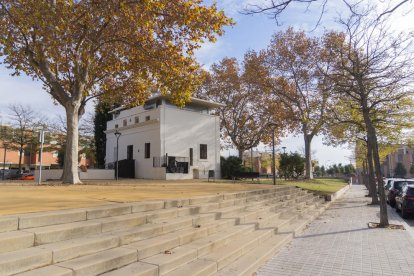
[200, 53, 283, 158]
[394, 162, 407, 178]
[245, 0, 412, 25]
[279, 152, 305, 179]
[94, 101, 113, 169]
[8, 104, 43, 172]
[410, 164, 414, 175]
[320, 165, 326, 176]
[324, 4, 414, 227]
[0, 1, 232, 184]
[263, 28, 331, 179]
[221, 156, 243, 179]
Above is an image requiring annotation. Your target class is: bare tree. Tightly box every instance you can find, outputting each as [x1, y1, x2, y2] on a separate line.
[244, 0, 412, 24]
[324, 3, 414, 226]
[8, 104, 44, 172]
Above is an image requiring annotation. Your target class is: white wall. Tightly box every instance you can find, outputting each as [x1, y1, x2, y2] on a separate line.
[106, 108, 162, 179]
[162, 106, 221, 179]
[35, 169, 115, 181]
[105, 104, 221, 180]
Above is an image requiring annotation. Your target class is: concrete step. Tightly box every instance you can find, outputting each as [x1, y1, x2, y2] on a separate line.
[15, 265, 73, 276]
[214, 233, 292, 276]
[185, 224, 256, 257]
[56, 247, 137, 276]
[95, 213, 147, 233]
[198, 229, 274, 271]
[25, 220, 103, 245]
[18, 209, 87, 229]
[142, 245, 198, 275]
[165, 259, 217, 276]
[101, 261, 158, 276]
[0, 247, 52, 275]
[0, 216, 18, 233]
[0, 230, 34, 254]
[38, 235, 120, 263]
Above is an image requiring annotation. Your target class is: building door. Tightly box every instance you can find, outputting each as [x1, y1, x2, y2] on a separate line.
[127, 145, 133, 160]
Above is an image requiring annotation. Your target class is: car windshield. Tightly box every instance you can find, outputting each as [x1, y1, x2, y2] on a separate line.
[394, 181, 414, 190]
[406, 188, 414, 196]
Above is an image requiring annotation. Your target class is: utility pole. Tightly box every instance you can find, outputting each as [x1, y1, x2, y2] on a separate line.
[114, 130, 122, 180]
[2, 142, 8, 180]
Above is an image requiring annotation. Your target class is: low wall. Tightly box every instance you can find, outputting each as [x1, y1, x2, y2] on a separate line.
[35, 169, 115, 181]
[326, 181, 352, 201]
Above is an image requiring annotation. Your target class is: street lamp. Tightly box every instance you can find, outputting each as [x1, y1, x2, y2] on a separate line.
[114, 130, 122, 181]
[282, 146, 286, 154]
[2, 142, 8, 181]
[268, 123, 277, 185]
[36, 127, 47, 185]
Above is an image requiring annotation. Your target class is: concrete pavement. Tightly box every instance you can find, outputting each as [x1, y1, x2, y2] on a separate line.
[258, 185, 414, 276]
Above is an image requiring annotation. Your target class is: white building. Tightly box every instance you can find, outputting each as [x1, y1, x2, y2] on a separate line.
[105, 95, 222, 180]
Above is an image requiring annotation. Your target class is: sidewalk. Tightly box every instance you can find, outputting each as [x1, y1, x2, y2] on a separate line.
[258, 185, 414, 276]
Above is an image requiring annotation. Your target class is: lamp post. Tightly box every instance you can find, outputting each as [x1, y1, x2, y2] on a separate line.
[268, 123, 277, 185]
[37, 128, 47, 185]
[282, 146, 286, 154]
[2, 142, 8, 181]
[114, 130, 122, 181]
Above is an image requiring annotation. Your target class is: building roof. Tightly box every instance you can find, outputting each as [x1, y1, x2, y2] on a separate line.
[108, 94, 224, 113]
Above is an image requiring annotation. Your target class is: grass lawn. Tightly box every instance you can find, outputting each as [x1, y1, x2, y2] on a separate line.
[223, 178, 348, 195]
[276, 178, 348, 195]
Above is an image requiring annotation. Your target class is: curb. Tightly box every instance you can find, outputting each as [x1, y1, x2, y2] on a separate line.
[325, 182, 352, 202]
[387, 204, 414, 241]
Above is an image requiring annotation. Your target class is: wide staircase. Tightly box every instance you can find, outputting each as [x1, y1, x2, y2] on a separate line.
[0, 186, 330, 276]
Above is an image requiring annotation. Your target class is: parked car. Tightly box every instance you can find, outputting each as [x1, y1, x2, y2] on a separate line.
[385, 178, 404, 201]
[395, 184, 414, 218]
[0, 169, 19, 180]
[386, 179, 414, 207]
[17, 173, 35, 181]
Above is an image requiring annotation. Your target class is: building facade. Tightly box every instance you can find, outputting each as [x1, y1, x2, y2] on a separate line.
[382, 146, 414, 178]
[105, 95, 222, 180]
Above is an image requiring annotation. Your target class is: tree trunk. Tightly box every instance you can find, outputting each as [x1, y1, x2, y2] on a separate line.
[304, 134, 313, 179]
[363, 110, 388, 227]
[238, 149, 244, 160]
[362, 160, 369, 192]
[18, 146, 23, 172]
[61, 104, 82, 184]
[367, 139, 379, 204]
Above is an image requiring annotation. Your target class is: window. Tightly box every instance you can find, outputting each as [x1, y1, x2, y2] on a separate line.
[145, 143, 150, 159]
[127, 145, 133, 160]
[123, 119, 127, 127]
[200, 144, 207, 160]
[135, 116, 139, 124]
[115, 124, 118, 129]
[146, 116, 150, 121]
[189, 148, 193, 166]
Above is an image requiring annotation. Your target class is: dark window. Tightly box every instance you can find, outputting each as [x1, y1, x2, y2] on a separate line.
[406, 187, 414, 196]
[189, 148, 193, 166]
[145, 143, 150, 159]
[135, 116, 139, 124]
[200, 144, 207, 159]
[127, 145, 133, 160]
[146, 116, 150, 121]
[115, 124, 118, 129]
[123, 119, 127, 127]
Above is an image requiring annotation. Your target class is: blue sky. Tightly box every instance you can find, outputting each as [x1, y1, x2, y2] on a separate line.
[0, 0, 412, 167]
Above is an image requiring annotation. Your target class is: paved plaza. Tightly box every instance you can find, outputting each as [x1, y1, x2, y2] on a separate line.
[259, 185, 414, 276]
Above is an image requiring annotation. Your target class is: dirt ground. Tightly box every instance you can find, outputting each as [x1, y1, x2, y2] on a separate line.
[0, 179, 274, 215]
